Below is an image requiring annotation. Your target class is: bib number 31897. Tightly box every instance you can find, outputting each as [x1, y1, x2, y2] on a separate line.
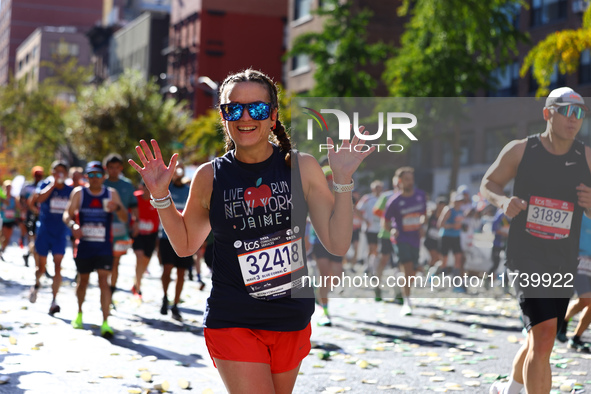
[526, 196, 573, 240]
[236, 228, 305, 300]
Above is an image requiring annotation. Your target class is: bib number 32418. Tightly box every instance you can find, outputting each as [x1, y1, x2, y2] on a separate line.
[236, 228, 305, 301]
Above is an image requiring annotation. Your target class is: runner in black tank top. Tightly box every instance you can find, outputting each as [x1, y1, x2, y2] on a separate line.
[481, 87, 591, 394]
[130, 69, 375, 393]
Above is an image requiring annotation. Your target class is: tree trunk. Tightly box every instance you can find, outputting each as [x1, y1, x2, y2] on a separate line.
[449, 126, 461, 194]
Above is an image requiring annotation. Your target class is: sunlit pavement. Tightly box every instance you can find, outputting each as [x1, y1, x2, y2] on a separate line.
[1, 242, 590, 393]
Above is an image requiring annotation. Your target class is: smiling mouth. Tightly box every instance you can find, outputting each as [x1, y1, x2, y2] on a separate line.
[237, 126, 257, 132]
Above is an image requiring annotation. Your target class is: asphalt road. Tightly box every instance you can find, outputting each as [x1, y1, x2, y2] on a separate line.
[1, 242, 590, 393]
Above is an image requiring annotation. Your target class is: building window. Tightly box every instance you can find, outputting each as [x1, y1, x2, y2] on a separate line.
[485, 126, 518, 163]
[489, 63, 519, 97]
[50, 42, 79, 56]
[580, 49, 591, 85]
[294, 0, 311, 21]
[409, 142, 433, 169]
[291, 53, 310, 73]
[500, 1, 521, 29]
[529, 65, 565, 93]
[459, 133, 474, 166]
[531, 0, 567, 27]
[441, 133, 474, 167]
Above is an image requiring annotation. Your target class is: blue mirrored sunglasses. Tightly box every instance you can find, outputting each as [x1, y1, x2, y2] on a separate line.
[220, 101, 271, 121]
[554, 105, 586, 120]
[87, 172, 103, 178]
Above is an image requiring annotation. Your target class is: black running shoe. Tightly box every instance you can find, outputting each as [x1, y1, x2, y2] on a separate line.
[160, 296, 169, 315]
[568, 337, 591, 353]
[557, 320, 568, 343]
[49, 304, 61, 316]
[171, 304, 182, 321]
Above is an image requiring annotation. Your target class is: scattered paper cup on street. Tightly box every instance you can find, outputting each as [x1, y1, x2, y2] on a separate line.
[178, 378, 191, 389]
[153, 380, 170, 392]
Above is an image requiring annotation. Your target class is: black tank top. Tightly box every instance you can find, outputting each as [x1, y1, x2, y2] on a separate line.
[205, 145, 315, 331]
[506, 134, 591, 273]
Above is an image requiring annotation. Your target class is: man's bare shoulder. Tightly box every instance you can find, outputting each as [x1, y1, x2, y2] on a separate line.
[501, 137, 528, 158]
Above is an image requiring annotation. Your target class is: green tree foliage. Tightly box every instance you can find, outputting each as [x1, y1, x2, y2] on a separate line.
[0, 78, 69, 173]
[384, 0, 528, 96]
[181, 109, 225, 163]
[42, 54, 93, 97]
[287, 0, 392, 97]
[71, 69, 191, 174]
[521, 7, 591, 97]
[382, 0, 528, 192]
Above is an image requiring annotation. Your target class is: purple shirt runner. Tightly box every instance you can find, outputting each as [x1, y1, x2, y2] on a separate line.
[384, 189, 427, 248]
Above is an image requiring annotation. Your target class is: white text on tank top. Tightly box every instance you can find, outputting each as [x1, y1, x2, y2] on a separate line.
[80, 189, 110, 243]
[224, 176, 303, 300]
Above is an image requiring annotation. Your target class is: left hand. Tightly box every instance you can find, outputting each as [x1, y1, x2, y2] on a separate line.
[105, 200, 120, 213]
[576, 183, 591, 209]
[326, 126, 375, 183]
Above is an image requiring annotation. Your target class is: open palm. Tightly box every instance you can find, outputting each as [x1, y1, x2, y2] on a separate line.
[128, 139, 178, 199]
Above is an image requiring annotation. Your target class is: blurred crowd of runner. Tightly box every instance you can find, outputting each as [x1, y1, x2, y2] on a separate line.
[0, 155, 211, 337]
[0, 159, 591, 351]
[0, 156, 588, 354]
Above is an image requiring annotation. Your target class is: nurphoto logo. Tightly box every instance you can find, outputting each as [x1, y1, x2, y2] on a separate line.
[303, 107, 418, 153]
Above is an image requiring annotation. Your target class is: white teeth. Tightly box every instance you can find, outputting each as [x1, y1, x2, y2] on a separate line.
[238, 126, 256, 131]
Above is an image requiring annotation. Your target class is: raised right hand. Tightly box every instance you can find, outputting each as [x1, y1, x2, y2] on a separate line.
[501, 196, 528, 219]
[128, 139, 178, 199]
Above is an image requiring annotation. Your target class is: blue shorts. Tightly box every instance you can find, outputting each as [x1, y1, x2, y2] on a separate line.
[35, 228, 67, 257]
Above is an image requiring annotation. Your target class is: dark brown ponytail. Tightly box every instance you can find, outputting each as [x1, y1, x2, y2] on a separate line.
[271, 119, 292, 167]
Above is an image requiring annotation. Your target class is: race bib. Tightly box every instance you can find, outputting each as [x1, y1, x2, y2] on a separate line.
[578, 256, 591, 277]
[111, 221, 127, 237]
[49, 197, 68, 214]
[3, 209, 15, 220]
[526, 196, 573, 240]
[82, 223, 106, 242]
[236, 228, 305, 300]
[114, 239, 132, 253]
[401, 212, 422, 232]
[138, 220, 154, 233]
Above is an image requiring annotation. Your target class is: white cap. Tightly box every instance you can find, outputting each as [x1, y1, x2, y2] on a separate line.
[545, 87, 588, 111]
[457, 184, 469, 195]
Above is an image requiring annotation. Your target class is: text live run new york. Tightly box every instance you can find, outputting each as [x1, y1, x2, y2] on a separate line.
[224, 181, 292, 230]
[308, 110, 418, 153]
